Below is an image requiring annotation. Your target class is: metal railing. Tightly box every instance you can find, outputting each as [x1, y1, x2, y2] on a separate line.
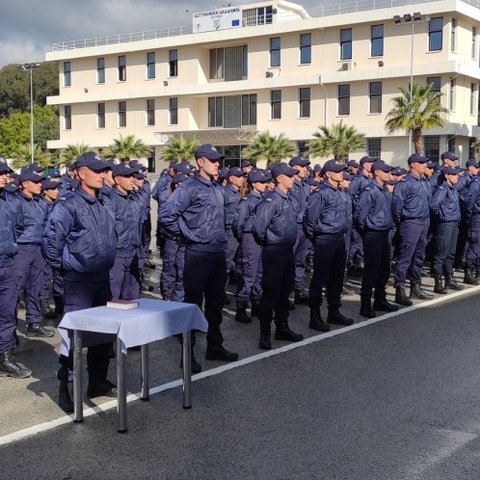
[51, 0, 479, 52]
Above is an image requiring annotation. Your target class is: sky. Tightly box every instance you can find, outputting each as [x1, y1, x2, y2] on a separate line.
[0, 0, 339, 67]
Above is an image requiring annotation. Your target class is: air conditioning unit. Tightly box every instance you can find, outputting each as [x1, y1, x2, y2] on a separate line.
[341, 62, 351, 71]
[266, 71, 274, 78]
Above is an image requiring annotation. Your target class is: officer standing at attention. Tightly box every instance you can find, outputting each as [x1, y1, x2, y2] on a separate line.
[253, 163, 304, 350]
[304, 160, 354, 332]
[392, 153, 433, 305]
[430, 166, 464, 293]
[288, 155, 311, 304]
[159, 144, 239, 367]
[355, 160, 399, 318]
[462, 170, 480, 283]
[0, 159, 32, 378]
[430, 151, 458, 187]
[43, 152, 118, 413]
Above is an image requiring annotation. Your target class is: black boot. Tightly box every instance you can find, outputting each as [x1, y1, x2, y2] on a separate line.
[464, 269, 479, 285]
[0, 350, 31, 379]
[57, 366, 73, 413]
[372, 298, 399, 312]
[288, 299, 295, 311]
[179, 348, 202, 374]
[53, 295, 64, 315]
[258, 330, 272, 350]
[274, 320, 304, 342]
[235, 304, 252, 324]
[327, 309, 354, 326]
[250, 298, 259, 318]
[205, 345, 239, 362]
[40, 299, 57, 319]
[410, 283, 434, 300]
[359, 297, 376, 319]
[445, 273, 464, 291]
[294, 290, 309, 305]
[26, 323, 55, 338]
[433, 275, 447, 294]
[309, 308, 330, 332]
[395, 285, 413, 306]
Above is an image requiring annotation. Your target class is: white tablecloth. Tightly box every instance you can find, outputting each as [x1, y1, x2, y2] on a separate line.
[58, 298, 208, 354]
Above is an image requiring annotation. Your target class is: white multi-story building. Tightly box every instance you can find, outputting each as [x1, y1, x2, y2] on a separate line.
[45, 0, 480, 170]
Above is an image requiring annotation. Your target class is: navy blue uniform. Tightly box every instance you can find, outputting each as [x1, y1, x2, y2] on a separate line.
[159, 172, 227, 349]
[224, 184, 242, 276]
[463, 177, 480, 272]
[392, 172, 431, 286]
[304, 181, 350, 311]
[252, 187, 298, 334]
[355, 181, 393, 302]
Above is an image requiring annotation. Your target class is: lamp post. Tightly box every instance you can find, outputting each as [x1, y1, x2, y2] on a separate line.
[393, 13, 424, 155]
[22, 62, 42, 164]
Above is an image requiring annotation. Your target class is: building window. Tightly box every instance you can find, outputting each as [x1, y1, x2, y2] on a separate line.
[147, 52, 156, 79]
[169, 97, 178, 125]
[471, 83, 477, 115]
[243, 6, 273, 26]
[299, 87, 311, 118]
[147, 99, 155, 126]
[449, 78, 455, 111]
[63, 62, 71, 87]
[64, 105, 71, 130]
[210, 48, 224, 79]
[371, 25, 384, 57]
[243, 45, 248, 77]
[368, 138, 381, 159]
[300, 33, 311, 64]
[424, 136, 440, 162]
[448, 137, 456, 154]
[340, 28, 352, 60]
[451, 18, 457, 51]
[169, 49, 178, 77]
[242, 94, 257, 126]
[118, 101, 126, 127]
[338, 84, 350, 115]
[369, 81, 382, 114]
[298, 141, 309, 158]
[429, 17, 443, 51]
[147, 149, 156, 173]
[118, 55, 126, 82]
[97, 103, 105, 129]
[97, 58, 105, 84]
[270, 37, 281, 67]
[427, 76, 441, 92]
[271, 90, 281, 119]
[472, 27, 478, 59]
[210, 46, 247, 81]
[208, 97, 223, 127]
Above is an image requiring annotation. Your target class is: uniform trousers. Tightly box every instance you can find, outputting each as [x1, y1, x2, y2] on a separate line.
[465, 216, 480, 271]
[109, 254, 141, 300]
[309, 233, 346, 310]
[293, 227, 309, 292]
[257, 245, 294, 329]
[394, 220, 429, 286]
[348, 227, 364, 263]
[171, 244, 185, 302]
[0, 265, 17, 354]
[235, 233, 262, 306]
[183, 247, 226, 348]
[431, 221, 459, 276]
[14, 246, 45, 325]
[160, 238, 179, 300]
[59, 275, 112, 383]
[225, 228, 239, 275]
[360, 230, 391, 300]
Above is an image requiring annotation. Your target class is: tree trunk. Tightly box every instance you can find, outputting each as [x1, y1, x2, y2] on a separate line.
[412, 129, 422, 154]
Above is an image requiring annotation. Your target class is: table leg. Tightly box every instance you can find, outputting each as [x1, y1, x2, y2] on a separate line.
[140, 344, 149, 401]
[182, 330, 192, 409]
[117, 337, 127, 433]
[73, 330, 83, 423]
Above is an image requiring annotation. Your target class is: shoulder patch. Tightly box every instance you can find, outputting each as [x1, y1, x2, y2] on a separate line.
[266, 198, 272, 202]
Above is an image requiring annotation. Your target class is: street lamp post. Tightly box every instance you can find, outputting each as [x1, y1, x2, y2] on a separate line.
[22, 62, 42, 164]
[393, 13, 425, 156]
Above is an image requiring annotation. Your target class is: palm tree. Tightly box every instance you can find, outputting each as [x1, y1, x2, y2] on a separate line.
[242, 131, 295, 164]
[385, 82, 448, 154]
[471, 137, 480, 159]
[308, 121, 365, 162]
[162, 134, 200, 162]
[103, 134, 151, 161]
[61, 142, 92, 163]
[10, 144, 53, 169]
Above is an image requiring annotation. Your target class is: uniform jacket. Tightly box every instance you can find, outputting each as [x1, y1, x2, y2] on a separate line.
[16, 192, 48, 247]
[355, 180, 394, 231]
[0, 189, 22, 268]
[391, 172, 431, 224]
[232, 190, 262, 240]
[289, 178, 310, 223]
[224, 184, 242, 228]
[348, 172, 371, 206]
[431, 182, 461, 222]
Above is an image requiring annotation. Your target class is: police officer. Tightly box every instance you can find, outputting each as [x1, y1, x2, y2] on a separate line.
[463, 171, 480, 284]
[288, 155, 311, 304]
[430, 151, 459, 187]
[347, 159, 360, 176]
[304, 160, 354, 332]
[430, 166, 464, 293]
[232, 169, 269, 323]
[252, 163, 304, 350]
[392, 153, 433, 305]
[43, 152, 118, 413]
[0, 158, 32, 378]
[159, 144, 239, 367]
[15, 168, 54, 337]
[109, 163, 145, 301]
[355, 160, 398, 318]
